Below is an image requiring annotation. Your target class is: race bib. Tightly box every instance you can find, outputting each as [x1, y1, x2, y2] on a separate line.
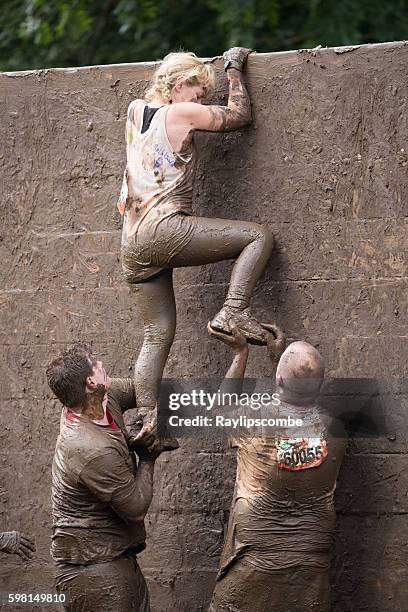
[276, 437, 328, 471]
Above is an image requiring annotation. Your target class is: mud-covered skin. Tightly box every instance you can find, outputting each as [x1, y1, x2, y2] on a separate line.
[51, 379, 155, 611]
[55, 554, 150, 612]
[206, 69, 252, 132]
[0, 531, 35, 560]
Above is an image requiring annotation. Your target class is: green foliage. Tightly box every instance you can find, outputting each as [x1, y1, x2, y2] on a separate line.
[0, 0, 407, 71]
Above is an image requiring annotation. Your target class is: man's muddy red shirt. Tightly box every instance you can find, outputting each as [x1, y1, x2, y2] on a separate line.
[51, 378, 146, 565]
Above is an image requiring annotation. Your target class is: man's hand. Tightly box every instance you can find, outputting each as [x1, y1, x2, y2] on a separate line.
[263, 323, 286, 364]
[129, 410, 179, 454]
[0, 531, 35, 561]
[130, 411, 166, 461]
[207, 319, 248, 353]
[124, 408, 155, 446]
[223, 47, 252, 71]
[133, 411, 156, 445]
[132, 438, 163, 462]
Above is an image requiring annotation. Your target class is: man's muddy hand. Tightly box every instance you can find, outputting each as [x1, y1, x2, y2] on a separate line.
[207, 319, 248, 353]
[128, 412, 163, 460]
[130, 412, 156, 445]
[223, 47, 252, 71]
[132, 438, 163, 462]
[0, 531, 35, 561]
[263, 324, 286, 364]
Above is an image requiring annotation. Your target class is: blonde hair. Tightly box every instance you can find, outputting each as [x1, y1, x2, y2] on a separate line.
[145, 52, 215, 102]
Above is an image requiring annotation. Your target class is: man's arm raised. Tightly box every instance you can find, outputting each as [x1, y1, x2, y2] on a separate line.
[207, 320, 249, 379]
[208, 321, 286, 386]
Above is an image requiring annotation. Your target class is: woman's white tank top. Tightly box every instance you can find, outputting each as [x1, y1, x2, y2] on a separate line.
[118, 99, 196, 240]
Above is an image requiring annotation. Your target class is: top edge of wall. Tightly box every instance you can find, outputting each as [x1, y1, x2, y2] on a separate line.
[1, 39, 407, 78]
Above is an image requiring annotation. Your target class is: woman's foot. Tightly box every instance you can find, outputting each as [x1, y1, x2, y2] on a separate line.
[210, 306, 268, 345]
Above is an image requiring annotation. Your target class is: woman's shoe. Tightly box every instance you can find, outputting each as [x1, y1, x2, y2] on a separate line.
[210, 306, 268, 345]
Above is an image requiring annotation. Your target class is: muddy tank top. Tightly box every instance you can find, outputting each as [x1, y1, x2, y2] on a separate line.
[118, 99, 196, 243]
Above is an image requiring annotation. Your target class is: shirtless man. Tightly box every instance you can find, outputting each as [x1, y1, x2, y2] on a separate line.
[208, 323, 347, 612]
[46, 343, 160, 612]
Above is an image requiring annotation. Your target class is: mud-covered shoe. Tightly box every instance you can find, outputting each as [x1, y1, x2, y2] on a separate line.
[210, 306, 268, 345]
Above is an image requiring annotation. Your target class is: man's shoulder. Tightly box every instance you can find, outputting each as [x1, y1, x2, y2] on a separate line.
[108, 378, 136, 414]
[57, 418, 122, 470]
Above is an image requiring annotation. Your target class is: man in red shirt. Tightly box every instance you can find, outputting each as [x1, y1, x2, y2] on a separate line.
[46, 343, 159, 612]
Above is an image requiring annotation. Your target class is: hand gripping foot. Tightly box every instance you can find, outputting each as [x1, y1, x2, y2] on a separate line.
[124, 408, 179, 453]
[210, 306, 273, 345]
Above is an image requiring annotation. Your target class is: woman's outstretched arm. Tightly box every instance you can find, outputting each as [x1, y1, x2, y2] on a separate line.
[168, 48, 252, 133]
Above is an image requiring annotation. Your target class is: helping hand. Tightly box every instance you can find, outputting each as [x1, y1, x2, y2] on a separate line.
[207, 319, 248, 352]
[263, 323, 286, 364]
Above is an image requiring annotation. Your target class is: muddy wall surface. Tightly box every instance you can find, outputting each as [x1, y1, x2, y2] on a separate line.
[1, 41, 407, 611]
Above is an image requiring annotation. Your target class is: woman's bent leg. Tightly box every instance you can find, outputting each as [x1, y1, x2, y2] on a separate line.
[123, 215, 273, 446]
[168, 216, 273, 308]
[166, 215, 274, 342]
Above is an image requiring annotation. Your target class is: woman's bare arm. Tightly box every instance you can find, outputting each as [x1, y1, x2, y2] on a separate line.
[171, 68, 251, 133]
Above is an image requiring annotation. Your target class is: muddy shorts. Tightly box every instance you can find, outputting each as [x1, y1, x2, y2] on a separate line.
[55, 553, 150, 612]
[121, 211, 196, 283]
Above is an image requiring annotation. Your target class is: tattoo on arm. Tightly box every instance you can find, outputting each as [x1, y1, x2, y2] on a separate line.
[208, 70, 251, 132]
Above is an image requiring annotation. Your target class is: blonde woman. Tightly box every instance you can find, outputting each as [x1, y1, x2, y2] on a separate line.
[118, 48, 275, 447]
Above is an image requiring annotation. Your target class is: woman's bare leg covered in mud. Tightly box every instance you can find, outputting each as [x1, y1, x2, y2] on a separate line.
[124, 269, 178, 449]
[125, 213, 273, 448]
[168, 216, 274, 341]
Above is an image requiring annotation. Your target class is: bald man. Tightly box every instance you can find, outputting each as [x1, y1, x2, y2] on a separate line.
[208, 323, 347, 612]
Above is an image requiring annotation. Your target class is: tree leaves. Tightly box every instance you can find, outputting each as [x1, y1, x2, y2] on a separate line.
[0, 0, 406, 71]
